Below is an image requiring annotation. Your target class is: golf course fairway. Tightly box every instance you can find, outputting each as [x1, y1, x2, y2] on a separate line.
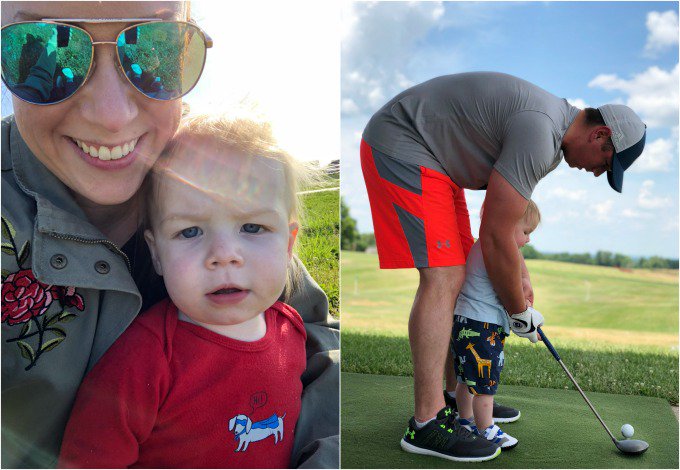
[341, 373, 678, 468]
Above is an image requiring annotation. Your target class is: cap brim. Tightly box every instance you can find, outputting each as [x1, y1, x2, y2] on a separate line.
[607, 154, 624, 193]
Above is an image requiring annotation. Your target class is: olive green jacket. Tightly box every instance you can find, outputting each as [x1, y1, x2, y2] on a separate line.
[1, 116, 339, 468]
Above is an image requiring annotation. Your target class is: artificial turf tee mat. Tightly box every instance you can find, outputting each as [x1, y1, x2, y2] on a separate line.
[341, 373, 678, 468]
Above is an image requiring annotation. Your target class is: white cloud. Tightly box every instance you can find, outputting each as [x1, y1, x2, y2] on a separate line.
[644, 10, 679, 56]
[342, 2, 444, 113]
[637, 180, 672, 209]
[550, 187, 587, 201]
[662, 217, 679, 233]
[622, 208, 654, 219]
[588, 65, 679, 129]
[631, 137, 674, 172]
[367, 86, 385, 107]
[545, 210, 580, 224]
[567, 98, 589, 109]
[342, 98, 360, 115]
[591, 199, 614, 222]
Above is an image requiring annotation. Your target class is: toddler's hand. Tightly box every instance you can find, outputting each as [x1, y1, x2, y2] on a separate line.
[508, 307, 544, 343]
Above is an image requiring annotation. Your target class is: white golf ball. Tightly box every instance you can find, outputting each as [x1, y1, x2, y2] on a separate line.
[621, 424, 634, 438]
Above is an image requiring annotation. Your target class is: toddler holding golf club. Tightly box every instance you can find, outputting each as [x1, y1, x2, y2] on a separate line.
[59, 114, 309, 468]
[449, 200, 544, 449]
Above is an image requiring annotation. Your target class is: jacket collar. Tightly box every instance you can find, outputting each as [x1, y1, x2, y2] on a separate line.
[8, 116, 114, 241]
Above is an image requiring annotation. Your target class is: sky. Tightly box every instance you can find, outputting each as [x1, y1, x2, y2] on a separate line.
[1, 1, 340, 165]
[341, 1, 679, 259]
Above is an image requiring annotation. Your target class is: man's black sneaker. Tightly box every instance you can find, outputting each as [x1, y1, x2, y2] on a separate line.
[400, 407, 501, 462]
[444, 391, 521, 423]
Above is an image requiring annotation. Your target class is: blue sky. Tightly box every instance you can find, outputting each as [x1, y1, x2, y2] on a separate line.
[341, 1, 679, 258]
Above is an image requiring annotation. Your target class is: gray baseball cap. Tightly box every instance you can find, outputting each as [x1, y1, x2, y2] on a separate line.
[598, 104, 646, 193]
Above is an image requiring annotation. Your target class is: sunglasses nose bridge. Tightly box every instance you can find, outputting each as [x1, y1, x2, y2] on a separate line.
[86, 41, 130, 87]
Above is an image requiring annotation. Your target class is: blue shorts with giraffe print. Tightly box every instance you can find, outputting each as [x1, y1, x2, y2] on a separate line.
[450, 315, 508, 395]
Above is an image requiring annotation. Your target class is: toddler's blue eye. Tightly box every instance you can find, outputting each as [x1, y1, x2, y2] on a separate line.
[242, 223, 263, 234]
[180, 227, 202, 238]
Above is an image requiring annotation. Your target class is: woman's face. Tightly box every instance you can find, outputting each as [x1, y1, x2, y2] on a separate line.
[3, 1, 186, 206]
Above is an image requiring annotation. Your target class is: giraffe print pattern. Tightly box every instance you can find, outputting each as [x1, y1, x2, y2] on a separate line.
[450, 315, 508, 395]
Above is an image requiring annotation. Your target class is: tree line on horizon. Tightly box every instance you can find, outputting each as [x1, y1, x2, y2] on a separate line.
[341, 198, 678, 270]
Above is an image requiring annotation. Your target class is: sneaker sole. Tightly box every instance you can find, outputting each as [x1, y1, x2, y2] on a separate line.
[493, 410, 521, 424]
[400, 439, 501, 462]
[501, 441, 518, 450]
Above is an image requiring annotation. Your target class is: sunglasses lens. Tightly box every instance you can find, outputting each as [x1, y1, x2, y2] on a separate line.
[117, 22, 206, 100]
[1, 23, 92, 104]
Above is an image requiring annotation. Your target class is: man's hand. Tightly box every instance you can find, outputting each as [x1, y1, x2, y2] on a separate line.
[509, 306, 544, 343]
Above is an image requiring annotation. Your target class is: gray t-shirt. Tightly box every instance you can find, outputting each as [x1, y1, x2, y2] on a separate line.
[362, 72, 579, 199]
[454, 241, 511, 334]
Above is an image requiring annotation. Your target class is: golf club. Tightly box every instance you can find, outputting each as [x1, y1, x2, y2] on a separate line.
[537, 327, 649, 455]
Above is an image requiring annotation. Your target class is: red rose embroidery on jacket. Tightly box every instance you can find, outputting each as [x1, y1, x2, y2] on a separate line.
[2, 216, 85, 370]
[2, 269, 55, 325]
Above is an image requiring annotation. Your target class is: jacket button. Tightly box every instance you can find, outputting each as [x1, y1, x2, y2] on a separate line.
[95, 261, 110, 274]
[50, 254, 67, 269]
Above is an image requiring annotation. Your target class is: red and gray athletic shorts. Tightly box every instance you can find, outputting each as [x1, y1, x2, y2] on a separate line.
[360, 139, 474, 269]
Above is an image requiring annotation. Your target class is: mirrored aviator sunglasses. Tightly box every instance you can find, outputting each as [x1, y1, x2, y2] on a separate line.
[1, 19, 212, 105]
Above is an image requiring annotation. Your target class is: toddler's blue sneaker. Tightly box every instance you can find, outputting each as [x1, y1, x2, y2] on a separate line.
[482, 424, 518, 449]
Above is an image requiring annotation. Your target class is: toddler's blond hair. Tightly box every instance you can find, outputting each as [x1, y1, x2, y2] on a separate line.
[147, 113, 317, 301]
[523, 200, 541, 232]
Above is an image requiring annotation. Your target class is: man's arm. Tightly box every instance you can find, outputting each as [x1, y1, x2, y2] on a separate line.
[520, 254, 534, 306]
[480, 169, 528, 315]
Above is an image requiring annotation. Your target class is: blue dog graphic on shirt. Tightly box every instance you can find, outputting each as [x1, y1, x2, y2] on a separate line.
[228, 413, 286, 452]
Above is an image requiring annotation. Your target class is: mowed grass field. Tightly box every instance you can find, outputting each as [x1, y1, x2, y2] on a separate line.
[341, 251, 679, 403]
[342, 251, 678, 350]
[297, 179, 339, 317]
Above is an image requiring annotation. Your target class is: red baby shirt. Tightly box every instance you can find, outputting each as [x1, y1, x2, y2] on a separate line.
[58, 298, 306, 468]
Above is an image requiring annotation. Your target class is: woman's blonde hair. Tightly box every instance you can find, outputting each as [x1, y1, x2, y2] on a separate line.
[523, 200, 541, 232]
[148, 112, 318, 301]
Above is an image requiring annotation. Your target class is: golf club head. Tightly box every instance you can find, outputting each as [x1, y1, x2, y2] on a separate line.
[615, 439, 649, 455]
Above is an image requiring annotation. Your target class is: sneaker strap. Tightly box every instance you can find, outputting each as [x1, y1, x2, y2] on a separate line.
[484, 424, 503, 440]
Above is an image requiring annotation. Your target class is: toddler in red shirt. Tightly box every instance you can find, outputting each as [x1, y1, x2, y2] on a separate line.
[58, 114, 309, 468]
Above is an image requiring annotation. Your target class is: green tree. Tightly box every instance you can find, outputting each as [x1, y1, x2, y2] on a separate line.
[520, 244, 541, 259]
[595, 251, 614, 266]
[341, 197, 359, 250]
[642, 256, 671, 269]
[356, 233, 376, 252]
[612, 253, 633, 268]
[571, 253, 594, 265]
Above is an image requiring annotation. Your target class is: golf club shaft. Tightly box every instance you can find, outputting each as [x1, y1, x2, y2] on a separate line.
[537, 327, 618, 443]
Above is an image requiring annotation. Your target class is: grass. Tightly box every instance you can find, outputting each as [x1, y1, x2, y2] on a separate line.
[342, 331, 679, 405]
[297, 180, 339, 317]
[342, 373, 679, 468]
[341, 251, 679, 352]
[341, 250, 679, 467]
[340, 250, 679, 404]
